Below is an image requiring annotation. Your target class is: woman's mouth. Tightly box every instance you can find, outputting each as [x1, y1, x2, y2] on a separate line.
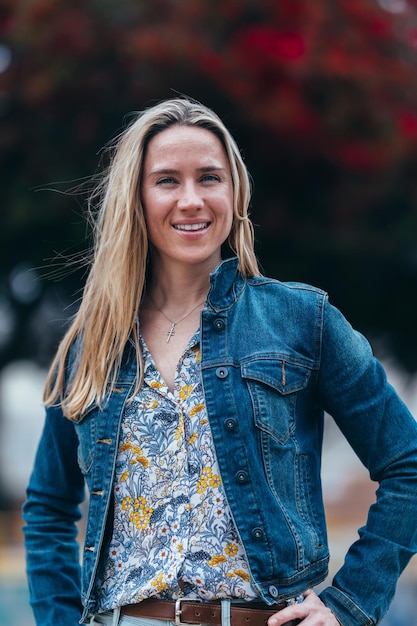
[173, 222, 210, 231]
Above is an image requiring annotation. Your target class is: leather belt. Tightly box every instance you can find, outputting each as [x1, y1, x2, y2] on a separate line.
[121, 598, 301, 626]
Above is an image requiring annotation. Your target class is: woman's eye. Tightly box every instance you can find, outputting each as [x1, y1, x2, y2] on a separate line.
[201, 174, 220, 183]
[156, 177, 177, 185]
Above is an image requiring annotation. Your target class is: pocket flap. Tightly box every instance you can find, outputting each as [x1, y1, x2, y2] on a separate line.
[241, 358, 311, 395]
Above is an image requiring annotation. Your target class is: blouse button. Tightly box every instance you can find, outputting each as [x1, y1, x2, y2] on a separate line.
[213, 318, 225, 331]
[216, 367, 228, 379]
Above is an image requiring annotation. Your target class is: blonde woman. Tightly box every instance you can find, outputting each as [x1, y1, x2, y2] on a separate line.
[23, 98, 417, 626]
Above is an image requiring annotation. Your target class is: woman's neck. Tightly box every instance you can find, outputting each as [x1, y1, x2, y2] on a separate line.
[147, 258, 217, 309]
[148, 278, 209, 313]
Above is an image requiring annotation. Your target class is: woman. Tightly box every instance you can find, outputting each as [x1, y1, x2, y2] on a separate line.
[23, 98, 417, 626]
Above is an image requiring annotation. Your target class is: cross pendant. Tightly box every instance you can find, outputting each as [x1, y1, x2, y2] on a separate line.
[166, 323, 176, 342]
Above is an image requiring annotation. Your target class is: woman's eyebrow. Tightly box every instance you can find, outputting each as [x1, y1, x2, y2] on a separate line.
[148, 165, 227, 176]
[148, 168, 179, 176]
[197, 165, 228, 173]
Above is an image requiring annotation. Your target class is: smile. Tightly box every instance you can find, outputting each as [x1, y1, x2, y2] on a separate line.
[173, 223, 210, 231]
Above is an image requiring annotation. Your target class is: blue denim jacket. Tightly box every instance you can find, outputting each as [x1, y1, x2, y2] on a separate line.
[23, 257, 417, 626]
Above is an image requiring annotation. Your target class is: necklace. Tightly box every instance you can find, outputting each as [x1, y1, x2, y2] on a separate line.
[148, 295, 206, 342]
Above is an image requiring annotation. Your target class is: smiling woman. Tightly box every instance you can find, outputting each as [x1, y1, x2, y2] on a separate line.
[23, 98, 417, 626]
[140, 125, 234, 274]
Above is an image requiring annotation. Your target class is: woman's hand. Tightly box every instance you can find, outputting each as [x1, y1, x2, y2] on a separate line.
[267, 589, 340, 625]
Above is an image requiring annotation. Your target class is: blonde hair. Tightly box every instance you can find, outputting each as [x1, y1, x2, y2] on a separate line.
[44, 97, 260, 421]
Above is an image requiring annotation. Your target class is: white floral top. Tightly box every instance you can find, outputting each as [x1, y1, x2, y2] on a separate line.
[95, 331, 258, 612]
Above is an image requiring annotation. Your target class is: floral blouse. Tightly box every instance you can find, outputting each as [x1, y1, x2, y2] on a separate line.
[95, 331, 258, 612]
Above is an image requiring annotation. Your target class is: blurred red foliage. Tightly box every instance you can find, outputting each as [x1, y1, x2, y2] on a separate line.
[2, 0, 417, 171]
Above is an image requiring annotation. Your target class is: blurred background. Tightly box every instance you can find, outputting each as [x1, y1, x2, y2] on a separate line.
[1, 0, 417, 624]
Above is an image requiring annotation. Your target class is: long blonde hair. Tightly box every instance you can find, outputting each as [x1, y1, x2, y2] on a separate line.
[44, 97, 260, 421]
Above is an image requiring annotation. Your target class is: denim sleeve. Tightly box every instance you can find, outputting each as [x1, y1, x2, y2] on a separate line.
[22, 403, 85, 626]
[316, 299, 417, 626]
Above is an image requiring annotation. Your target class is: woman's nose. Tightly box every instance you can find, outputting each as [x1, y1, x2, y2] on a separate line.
[177, 182, 204, 209]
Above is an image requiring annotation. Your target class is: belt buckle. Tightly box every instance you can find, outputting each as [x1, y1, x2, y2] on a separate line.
[175, 598, 202, 626]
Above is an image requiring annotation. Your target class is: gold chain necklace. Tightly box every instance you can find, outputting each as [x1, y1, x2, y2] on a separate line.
[148, 295, 206, 342]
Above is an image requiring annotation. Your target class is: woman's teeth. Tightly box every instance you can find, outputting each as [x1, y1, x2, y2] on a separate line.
[174, 223, 209, 231]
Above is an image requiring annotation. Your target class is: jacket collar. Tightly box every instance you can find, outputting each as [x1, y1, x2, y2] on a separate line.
[206, 257, 246, 312]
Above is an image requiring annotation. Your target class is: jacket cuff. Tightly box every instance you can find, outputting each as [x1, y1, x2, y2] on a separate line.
[319, 586, 373, 626]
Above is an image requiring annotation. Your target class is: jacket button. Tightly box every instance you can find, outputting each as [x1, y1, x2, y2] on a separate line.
[85, 545, 96, 552]
[235, 470, 248, 483]
[269, 585, 279, 598]
[213, 318, 225, 331]
[251, 527, 264, 541]
[224, 418, 237, 431]
[216, 367, 228, 379]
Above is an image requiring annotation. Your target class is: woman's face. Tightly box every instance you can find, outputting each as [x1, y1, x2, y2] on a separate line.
[141, 124, 234, 274]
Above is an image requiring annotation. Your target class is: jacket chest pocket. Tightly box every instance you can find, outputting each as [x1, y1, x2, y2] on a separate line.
[241, 359, 312, 444]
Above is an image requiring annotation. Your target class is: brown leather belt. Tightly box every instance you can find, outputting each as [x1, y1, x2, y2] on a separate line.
[121, 598, 301, 626]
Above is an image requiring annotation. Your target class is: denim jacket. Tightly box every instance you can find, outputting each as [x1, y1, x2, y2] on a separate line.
[23, 257, 417, 626]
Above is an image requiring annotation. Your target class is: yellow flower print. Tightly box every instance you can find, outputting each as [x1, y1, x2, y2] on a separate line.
[119, 442, 132, 453]
[177, 543, 183, 553]
[179, 385, 193, 400]
[209, 474, 221, 488]
[175, 413, 185, 441]
[188, 432, 197, 445]
[197, 470, 208, 492]
[233, 570, 249, 581]
[225, 543, 238, 557]
[121, 496, 133, 511]
[196, 469, 209, 493]
[191, 345, 201, 361]
[151, 572, 169, 592]
[120, 470, 129, 482]
[200, 419, 208, 425]
[132, 497, 154, 527]
[136, 455, 149, 468]
[134, 496, 148, 510]
[196, 467, 220, 493]
[208, 555, 226, 567]
[150, 381, 163, 389]
[200, 467, 212, 479]
[190, 403, 204, 417]
[131, 444, 143, 455]
[151, 400, 159, 409]
[129, 502, 154, 530]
